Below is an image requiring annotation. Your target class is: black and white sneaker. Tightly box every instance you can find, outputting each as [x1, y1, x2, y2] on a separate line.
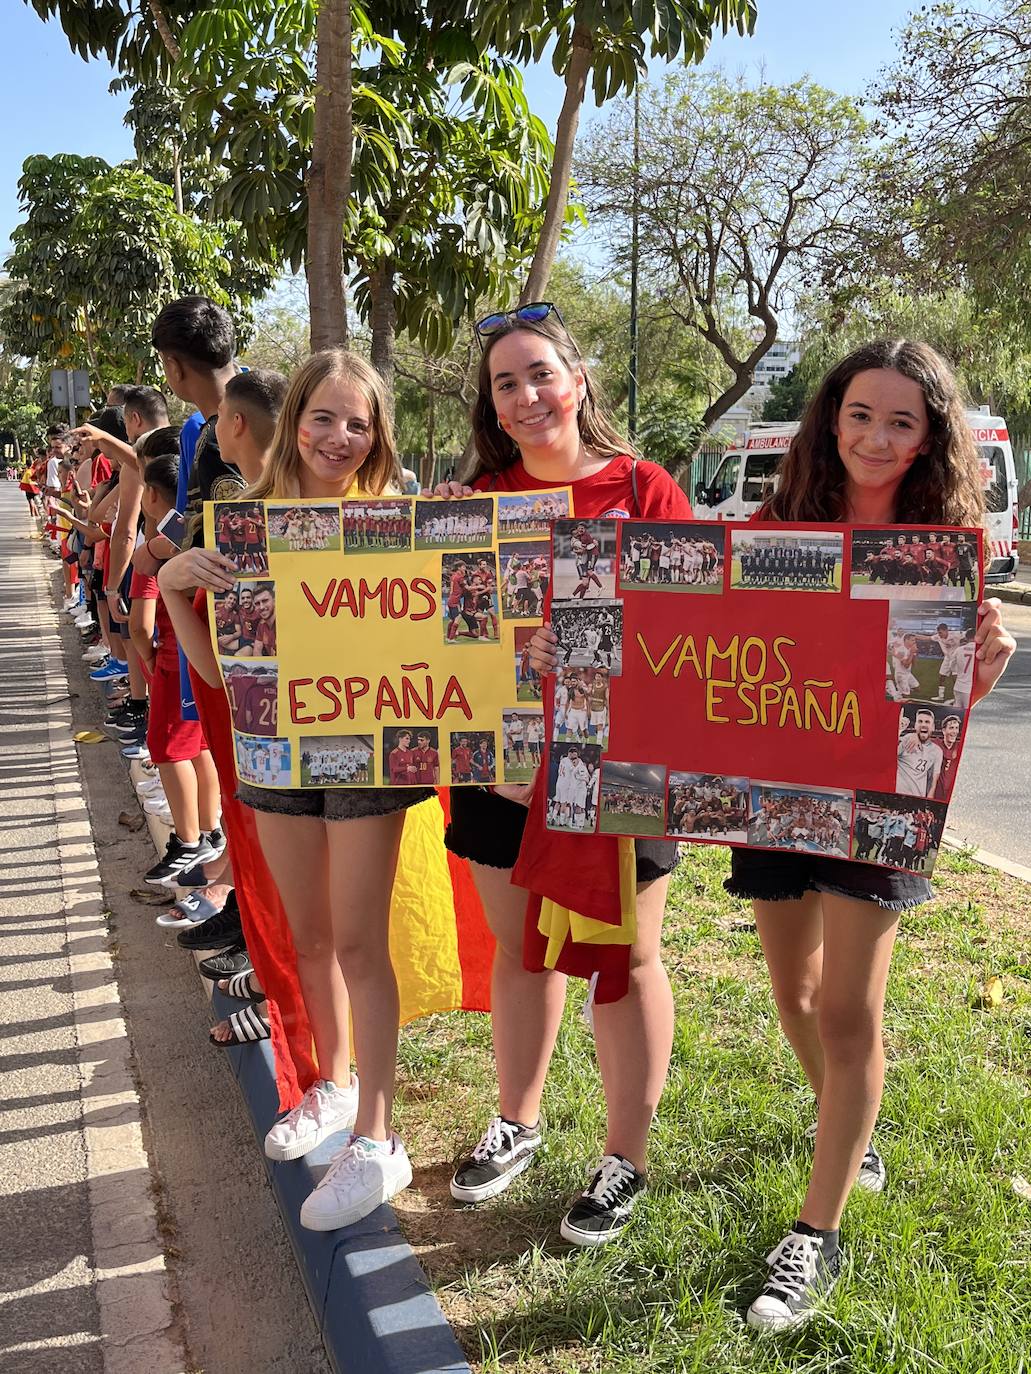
[856, 1141, 886, 1193]
[805, 1123, 886, 1194]
[144, 834, 206, 887]
[450, 1115, 543, 1203]
[202, 827, 227, 861]
[746, 1229, 841, 1331]
[176, 896, 243, 950]
[559, 1153, 645, 1247]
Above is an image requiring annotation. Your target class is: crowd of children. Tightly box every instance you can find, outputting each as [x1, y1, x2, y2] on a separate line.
[23, 295, 1017, 1337]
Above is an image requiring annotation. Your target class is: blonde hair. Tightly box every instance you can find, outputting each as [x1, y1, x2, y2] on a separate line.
[247, 349, 399, 500]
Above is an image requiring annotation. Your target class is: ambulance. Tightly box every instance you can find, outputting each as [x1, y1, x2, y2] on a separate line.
[690, 409, 1019, 582]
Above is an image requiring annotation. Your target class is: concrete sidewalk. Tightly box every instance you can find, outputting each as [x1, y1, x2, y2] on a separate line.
[0, 499, 184, 1373]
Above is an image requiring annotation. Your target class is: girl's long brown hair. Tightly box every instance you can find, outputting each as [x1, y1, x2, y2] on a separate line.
[247, 349, 398, 500]
[468, 314, 634, 482]
[767, 339, 985, 526]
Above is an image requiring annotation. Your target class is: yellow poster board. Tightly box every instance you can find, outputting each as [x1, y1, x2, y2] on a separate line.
[203, 489, 572, 789]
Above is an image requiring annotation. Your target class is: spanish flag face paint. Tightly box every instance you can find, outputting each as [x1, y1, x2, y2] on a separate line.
[488, 332, 582, 452]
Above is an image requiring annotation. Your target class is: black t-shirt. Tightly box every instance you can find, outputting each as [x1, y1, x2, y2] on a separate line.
[185, 415, 245, 547]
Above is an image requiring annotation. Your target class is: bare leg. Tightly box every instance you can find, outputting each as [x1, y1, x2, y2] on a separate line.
[469, 861, 567, 1125]
[753, 895, 826, 1097]
[156, 760, 200, 844]
[191, 749, 220, 832]
[593, 876, 674, 1172]
[253, 810, 352, 1085]
[327, 811, 407, 1141]
[800, 894, 899, 1230]
[124, 639, 148, 701]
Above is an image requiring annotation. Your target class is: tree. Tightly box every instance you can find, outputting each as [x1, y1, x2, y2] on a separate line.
[1, 154, 255, 393]
[308, 0, 352, 348]
[471, 0, 757, 304]
[875, 1, 1031, 325]
[577, 71, 872, 436]
[761, 365, 808, 421]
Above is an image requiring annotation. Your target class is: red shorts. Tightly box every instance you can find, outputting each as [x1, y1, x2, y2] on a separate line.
[147, 660, 207, 764]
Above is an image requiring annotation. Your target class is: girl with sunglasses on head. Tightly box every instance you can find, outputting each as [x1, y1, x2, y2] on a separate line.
[432, 301, 693, 1247]
[709, 340, 1012, 1332]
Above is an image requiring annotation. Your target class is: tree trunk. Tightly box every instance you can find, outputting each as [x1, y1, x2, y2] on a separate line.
[171, 142, 184, 214]
[421, 384, 435, 490]
[369, 263, 396, 412]
[519, 26, 594, 304]
[146, 0, 181, 61]
[307, 0, 352, 351]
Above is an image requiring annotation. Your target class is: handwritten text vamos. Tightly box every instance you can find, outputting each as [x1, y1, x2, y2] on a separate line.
[635, 631, 861, 736]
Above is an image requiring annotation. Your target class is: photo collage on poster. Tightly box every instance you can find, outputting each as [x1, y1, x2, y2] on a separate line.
[545, 519, 980, 875]
[210, 491, 572, 790]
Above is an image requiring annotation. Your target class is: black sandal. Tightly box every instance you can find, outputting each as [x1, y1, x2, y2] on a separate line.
[218, 971, 264, 1003]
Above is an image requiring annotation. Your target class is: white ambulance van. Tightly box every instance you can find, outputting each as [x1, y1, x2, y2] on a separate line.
[691, 409, 1019, 582]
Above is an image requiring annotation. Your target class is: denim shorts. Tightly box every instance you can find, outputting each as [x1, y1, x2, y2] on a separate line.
[238, 783, 435, 822]
[445, 786, 680, 882]
[724, 846, 932, 911]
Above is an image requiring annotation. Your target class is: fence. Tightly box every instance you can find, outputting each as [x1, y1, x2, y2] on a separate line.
[1013, 428, 1031, 540]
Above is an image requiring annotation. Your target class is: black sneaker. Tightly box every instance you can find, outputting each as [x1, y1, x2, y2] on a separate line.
[113, 713, 149, 737]
[198, 940, 251, 979]
[144, 834, 206, 887]
[176, 895, 243, 949]
[746, 1229, 841, 1331]
[203, 827, 227, 861]
[450, 1115, 543, 1203]
[559, 1154, 645, 1247]
[176, 863, 212, 889]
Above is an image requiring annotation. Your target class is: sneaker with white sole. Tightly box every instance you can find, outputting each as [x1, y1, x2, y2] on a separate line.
[202, 827, 227, 862]
[746, 1228, 841, 1331]
[450, 1115, 543, 1202]
[559, 1153, 645, 1247]
[265, 1076, 360, 1162]
[144, 834, 207, 886]
[300, 1134, 412, 1230]
[856, 1141, 886, 1193]
[804, 1122, 886, 1193]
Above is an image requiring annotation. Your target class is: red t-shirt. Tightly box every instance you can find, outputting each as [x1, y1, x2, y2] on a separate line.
[128, 573, 178, 669]
[452, 745, 473, 776]
[473, 453, 692, 521]
[412, 746, 439, 784]
[253, 617, 276, 655]
[388, 747, 416, 785]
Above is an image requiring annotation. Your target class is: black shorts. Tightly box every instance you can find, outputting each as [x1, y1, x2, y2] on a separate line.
[724, 847, 932, 911]
[445, 787, 680, 883]
[239, 783, 434, 821]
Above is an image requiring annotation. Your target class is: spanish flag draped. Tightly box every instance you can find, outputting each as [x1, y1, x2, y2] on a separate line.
[511, 667, 638, 1004]
[190, 594, 493, 1111]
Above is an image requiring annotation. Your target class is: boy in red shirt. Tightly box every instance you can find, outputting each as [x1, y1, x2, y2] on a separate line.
[131, 451, 224, 887]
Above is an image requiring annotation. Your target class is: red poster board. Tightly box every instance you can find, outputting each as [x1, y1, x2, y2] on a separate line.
[543, 520, 983, 877]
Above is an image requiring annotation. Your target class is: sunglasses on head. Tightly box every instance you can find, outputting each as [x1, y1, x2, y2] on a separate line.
[473, 301, 566, 347]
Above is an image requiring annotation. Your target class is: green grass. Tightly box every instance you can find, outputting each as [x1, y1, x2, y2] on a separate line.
[503, 758, 537, 783]
[268, 534, 341, 553]
[516, 680, 543, 704]
[621, 574, 723, 594]
[392, 845, 1031, 1374]
[598, 808, 665, 836]
[730, 557, 843, 593]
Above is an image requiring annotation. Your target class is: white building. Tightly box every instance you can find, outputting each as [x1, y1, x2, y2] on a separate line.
[707, 339, 800, 441]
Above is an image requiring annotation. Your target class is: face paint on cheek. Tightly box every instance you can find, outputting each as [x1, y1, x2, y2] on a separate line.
[558, 390, 577, 415]
[499, 416, 512, 431]
[298, 427, 312, 447]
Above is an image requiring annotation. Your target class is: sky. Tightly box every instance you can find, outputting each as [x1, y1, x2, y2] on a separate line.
[0, 0, 917, 258]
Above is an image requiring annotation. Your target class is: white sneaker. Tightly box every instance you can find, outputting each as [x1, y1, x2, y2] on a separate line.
[83, 646, 108, 662]
[74, 615, 95, 629]
[300, 1134, 412, 1230]
[264, 1076, 360, 1162]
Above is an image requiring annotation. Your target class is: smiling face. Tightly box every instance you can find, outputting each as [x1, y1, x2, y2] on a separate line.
[253, 589, 274, 623]
[488, 331, 584, 455]
[296, 375, 374, 497]
[833, 368, 932, 514]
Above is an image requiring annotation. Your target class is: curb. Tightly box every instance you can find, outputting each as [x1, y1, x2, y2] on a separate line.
[989, 580, 1031, 606]
[942, 830, 1031, 884]
[213, 994, 470, 1374]
[85, 680, 471, 1371]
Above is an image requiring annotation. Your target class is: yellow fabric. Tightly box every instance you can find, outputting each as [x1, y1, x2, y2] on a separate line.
[389, 797, 467, 1025]
[537, 836, 637, 968]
